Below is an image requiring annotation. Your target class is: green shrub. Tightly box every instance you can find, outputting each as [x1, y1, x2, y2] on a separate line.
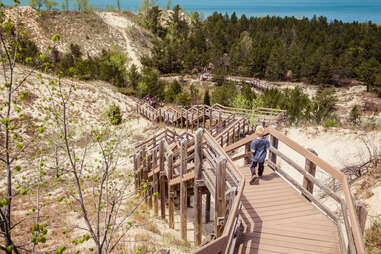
[322, 118, 338, 128]
[107, 105, 122, 125]
[203, 90, 210, 105]
[165, 80, 182, 103]
[211, 82, 237, 106]
[311, 88, 337, 124]
[176, 91, 191, 106]
[136, 82, 149, 98]
[349, 105, 361, 125]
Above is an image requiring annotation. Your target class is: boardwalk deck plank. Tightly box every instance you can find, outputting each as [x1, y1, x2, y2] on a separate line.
[237, 167, 340, 254]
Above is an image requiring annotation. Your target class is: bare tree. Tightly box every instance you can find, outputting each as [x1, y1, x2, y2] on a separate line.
[42, 72, 147, 253]
[0, 6, 47, 253]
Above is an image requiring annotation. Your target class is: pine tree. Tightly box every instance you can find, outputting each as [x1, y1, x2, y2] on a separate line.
[203, 90, 210, 105]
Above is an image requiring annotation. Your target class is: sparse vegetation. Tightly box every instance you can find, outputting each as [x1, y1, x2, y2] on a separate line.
[107, 104, 122, 125]
[365, 218, 381, 254]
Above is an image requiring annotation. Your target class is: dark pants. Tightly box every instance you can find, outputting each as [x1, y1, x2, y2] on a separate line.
[250, 161, 264, 176]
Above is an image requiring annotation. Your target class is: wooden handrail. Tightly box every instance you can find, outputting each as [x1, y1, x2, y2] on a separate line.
[222, 126, 365, 254]
[193, 131, 245, 254]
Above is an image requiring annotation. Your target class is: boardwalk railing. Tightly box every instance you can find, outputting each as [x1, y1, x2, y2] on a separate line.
[136, 101, 285, 130]
[224, 126, 366, 254]
[134, 128, 246, 253]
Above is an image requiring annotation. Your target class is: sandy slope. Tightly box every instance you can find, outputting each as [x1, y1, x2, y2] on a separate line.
[97, 12, 143, 69]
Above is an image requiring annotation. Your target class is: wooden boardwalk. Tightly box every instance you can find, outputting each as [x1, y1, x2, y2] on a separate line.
[237, 167, 340, 254]
[134, 103, 366, 254]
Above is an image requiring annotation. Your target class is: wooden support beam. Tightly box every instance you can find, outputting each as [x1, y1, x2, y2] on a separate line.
[215, 157, 226, 237]
[270, 133, 279, 165]
[209, 108, 212, 129]
[191, 112, 194, 131]
[148, 153, 153, 209]
[303, 148, 318, 198]
[180, 139, 188, 241]
[355, 200, 367, 235]
[186, 111, 189, 132]
[194, 129, 203, 246]
[167, 152, 175, 229]
[244, 143, 251, 165]
[153, 151, 158, 215]
[142, 147, 147, 199]
[205, 192, 211, 224]
[203, 107, 206, 128]
[133, 154, 138, 190]
[159, 141, 166, 220]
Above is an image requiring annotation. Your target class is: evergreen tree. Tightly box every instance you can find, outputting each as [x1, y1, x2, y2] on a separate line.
[203, 90, 210, 105]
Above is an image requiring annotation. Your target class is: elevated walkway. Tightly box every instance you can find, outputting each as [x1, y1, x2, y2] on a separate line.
[237, 167, 340, 254]
[133, 101, 366, 254]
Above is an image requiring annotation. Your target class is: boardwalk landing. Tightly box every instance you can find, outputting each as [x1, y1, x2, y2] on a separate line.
[237, 167, 340, 254]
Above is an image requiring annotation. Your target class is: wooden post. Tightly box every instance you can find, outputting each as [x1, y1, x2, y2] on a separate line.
[133, 155, 138, 190]
[191, 112, 194, 131]
[209, 108, 213, 130]
[303, 148, 318, 196]
[142, 147, 147, 199]
[194, 129, 203, 245]
[355, 200, 367, 235]
[203, 107, 206, 128]
[215, 157, 226, 237]
[245, 143, 251, 165]
[181, 110, 183, 128]
[180, 139, 188, 241]
[347, 201, 367, 254]
[218, 111, 221, 123]
[270, 133, 279, 165]
[159, 141, 166, 220]
[197, 109, 200, 129]
[186, 111, 189, 132]
[153, 151, 159, 216]
[205, 192, 211, 224]
[167, 152, 175, 229]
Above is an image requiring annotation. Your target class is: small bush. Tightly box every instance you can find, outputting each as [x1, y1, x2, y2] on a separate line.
[107, 105, 122, 125]
[349, 105, 361, 125]
[322, 118, 338, 128]
[365, 219, 381, 254]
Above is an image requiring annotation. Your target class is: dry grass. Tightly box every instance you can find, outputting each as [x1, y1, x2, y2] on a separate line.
[365, 217, 381, 254]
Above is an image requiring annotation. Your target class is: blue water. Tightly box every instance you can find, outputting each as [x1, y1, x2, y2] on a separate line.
[3, 0, 381, 23]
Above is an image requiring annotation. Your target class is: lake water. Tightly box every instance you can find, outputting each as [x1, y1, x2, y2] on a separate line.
[3, 0, 381, 23]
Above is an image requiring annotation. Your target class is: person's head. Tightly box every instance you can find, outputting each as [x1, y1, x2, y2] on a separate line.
[255, 125, 265, 137]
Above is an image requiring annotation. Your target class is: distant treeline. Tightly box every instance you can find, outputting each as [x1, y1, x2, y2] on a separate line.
[141, 5, 381, 94]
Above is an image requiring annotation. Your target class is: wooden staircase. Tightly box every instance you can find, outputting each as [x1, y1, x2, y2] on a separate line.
[133, 102, 366, 254]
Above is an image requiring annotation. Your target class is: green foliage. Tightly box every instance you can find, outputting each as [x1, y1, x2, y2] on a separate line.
[211, 82, 237, 106]
[189, 84, 199, 105]
[165, 80, 182, 103]
[107, 105, 122, 125]
[311, 88, 338, 124]
[127, 64, 141, 89]
[136, 82, 148, 98]
[349, 105, 361, 125]
[55, 45, 129, 87]
[140, 67, 166, 99]
[355, 58, 381, 92]
[175, 91, 191, 106]
[61, 0, 69, 10]
[29, 0, 43, 9]
[75, 0, 90, 11]
[203, 90, 210, 105]
[43, 0, 58, 10]
[322, 118, 338, 128]
[232, 94, 251, 109]
[143, 10, 381, 96]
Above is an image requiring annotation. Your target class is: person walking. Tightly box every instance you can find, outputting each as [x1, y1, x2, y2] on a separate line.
[250, 125, 270, 184]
